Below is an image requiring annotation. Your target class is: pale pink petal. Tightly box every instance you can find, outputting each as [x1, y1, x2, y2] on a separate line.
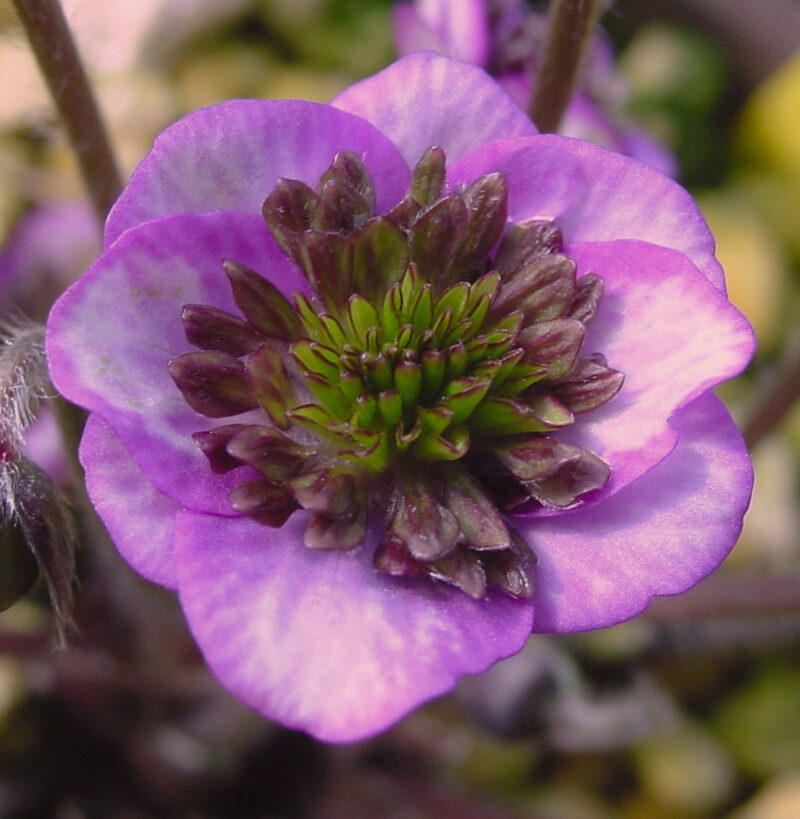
[47, 211, 304, 514]
[447, 136, 725, 291]
[174, 511, 534, 742]
[81, 414, 178, 588]
[333, 52, 537, 169]
[548, 239, 753, 505]
[520, 393, 752, 632]
[105, 100, 410, 245]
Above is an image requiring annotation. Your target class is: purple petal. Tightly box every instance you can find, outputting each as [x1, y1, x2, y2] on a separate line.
[619, 128, 678, 179]
[520, 393, 753, 632]
[80, 414, 178, 588]
[394, 0, 491, 66]
[105, 100, 411, 245]
[22, 408, 70, 484]
[47, 211, 306, 514]
[174, 511, 534, 742]
[393, 4, 447, 56]
[333, 52, 537, 169]
[559, 94, 619, 145]
[447, 135, 725, 291]
[552, 239, 753, 504]
[0, 201, 100, 315]
[495, 71, 531, 110]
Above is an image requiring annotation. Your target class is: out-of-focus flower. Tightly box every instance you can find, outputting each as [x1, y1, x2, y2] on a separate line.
[393, 0, 676, 175]
[47, 53, 753, 741]
[0, 201, 100, 320]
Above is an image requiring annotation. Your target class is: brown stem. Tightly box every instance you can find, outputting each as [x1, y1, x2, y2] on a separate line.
[528, 0, 601, 133]
[12, 0, 123, 224]
[742, 327, 800, 449]
[643, 569, 800, 624]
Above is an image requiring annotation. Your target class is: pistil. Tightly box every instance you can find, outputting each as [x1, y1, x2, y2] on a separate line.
[169, 147, 624, 599]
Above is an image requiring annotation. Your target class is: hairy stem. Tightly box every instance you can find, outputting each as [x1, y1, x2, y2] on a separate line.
[12, 0, 123, 225]
[528, 0, 601, 133]
[0, 321, 47, 462]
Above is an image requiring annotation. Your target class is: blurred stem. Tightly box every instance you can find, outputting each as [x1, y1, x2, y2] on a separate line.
[643, 569, 800, 623]
[12, 0, 122, 226]
[742, 329, 800, 449]
[529, 0, 601, 132]
[12, 0, 97, 534]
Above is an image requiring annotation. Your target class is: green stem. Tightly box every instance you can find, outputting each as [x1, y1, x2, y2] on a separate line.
[528, 0, 601, 133]
[12, 0, 123, 225]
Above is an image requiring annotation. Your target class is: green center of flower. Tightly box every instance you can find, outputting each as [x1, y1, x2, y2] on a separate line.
[169, 147, 623, 600]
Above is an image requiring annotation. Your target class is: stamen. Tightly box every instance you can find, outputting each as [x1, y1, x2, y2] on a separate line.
[169, 148, 625, 600]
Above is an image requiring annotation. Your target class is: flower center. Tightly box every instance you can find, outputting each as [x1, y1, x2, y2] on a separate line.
[169, 148, 623, 600]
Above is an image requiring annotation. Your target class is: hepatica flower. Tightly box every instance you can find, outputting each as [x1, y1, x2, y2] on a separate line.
[46, 53, 753, 742]
[394, 0, 676, 175]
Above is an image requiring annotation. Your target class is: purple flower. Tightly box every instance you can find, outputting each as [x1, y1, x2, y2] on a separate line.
[394, 0, 676, 175]
[0, 201, 100, 321]
[46, 53, 753, 742]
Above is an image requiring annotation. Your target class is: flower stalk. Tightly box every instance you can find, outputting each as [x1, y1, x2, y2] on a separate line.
[742, 328, 800, 449]
[12, 0, 123, 225]
[529, 0, 602, 133]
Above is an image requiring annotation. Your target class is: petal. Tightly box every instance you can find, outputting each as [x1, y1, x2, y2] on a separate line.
[557, 96, 677, 176]
[0, 200, 100, 317]
[22, 408, 69, 484]
[619, 128, 678, 179]
[447, 135, 725, 291]
[105, 100, 411, 245]
[558, 94, 621, 150]
[47, 211, 305, 514]
[80, 414, 178, 588]
[174, 511, 534, 742]
[393, 4, 446, 55]
[520, 393, 753, 632]
[394, 0, 492, 66]
[333, 52, 537, 169]
[551, 240, 753, 503]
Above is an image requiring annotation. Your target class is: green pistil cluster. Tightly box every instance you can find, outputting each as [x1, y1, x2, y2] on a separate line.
[289, 266, 547, 471]
[169, 148, 624, 600]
